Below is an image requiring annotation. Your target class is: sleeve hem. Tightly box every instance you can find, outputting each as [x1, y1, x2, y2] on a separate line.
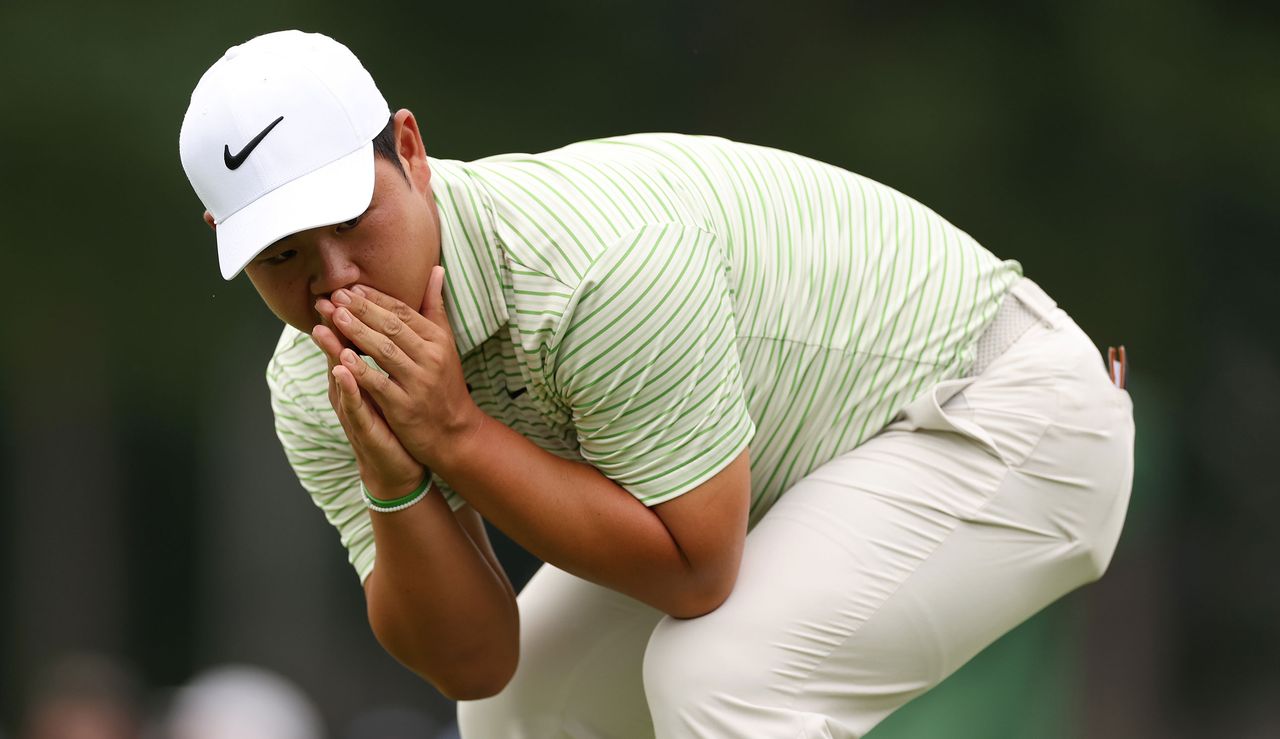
[636, 417, 755, 508]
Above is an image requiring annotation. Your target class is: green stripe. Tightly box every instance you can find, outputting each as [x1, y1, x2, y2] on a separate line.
[266, 133, 1025, 576]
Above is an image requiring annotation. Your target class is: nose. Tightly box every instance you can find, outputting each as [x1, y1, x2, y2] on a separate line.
[309, 240, 360, 298]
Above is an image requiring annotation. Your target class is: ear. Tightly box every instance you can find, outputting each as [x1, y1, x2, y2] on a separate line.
[392, 108, 431, 192]
[202, 211, 216, 231]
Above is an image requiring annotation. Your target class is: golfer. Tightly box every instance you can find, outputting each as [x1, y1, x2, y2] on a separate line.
[180, 30, 1134, 738]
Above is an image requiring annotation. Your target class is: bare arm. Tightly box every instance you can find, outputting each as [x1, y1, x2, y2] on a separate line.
[324, 269, 751, 619]
[360, 498, 519, 700]
[313, 321, 518, 700]
[437, 417, 750, 618]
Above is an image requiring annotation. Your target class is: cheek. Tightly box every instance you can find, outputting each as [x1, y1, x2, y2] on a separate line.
[247, 270, 316, 332]
[392, 248, 432, 310]
[356, 240, 430, 307]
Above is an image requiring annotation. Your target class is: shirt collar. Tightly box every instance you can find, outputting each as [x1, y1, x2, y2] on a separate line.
[430, 158, 508, 357]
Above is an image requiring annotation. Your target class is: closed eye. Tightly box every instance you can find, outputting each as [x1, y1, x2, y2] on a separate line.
[258, 248, 297, 266]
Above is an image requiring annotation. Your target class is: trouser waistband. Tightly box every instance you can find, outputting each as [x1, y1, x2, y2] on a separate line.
[969, 277, 1059, 376]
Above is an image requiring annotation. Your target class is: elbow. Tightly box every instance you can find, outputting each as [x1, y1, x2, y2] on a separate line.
[385, 632, 518, 701]
[431, 657, 517, 701]
[368, 610, 518, 701]
[666, 592, 729, 620]
[663, 572, 737, 620]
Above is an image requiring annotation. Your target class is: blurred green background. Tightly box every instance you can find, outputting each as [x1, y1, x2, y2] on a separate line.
[2, 0, 1277, 736]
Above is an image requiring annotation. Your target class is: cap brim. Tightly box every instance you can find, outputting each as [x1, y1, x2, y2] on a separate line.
[214, 142, 375, 280]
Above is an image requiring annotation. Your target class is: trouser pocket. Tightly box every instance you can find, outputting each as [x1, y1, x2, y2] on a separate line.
[893, 376, 1003, 461]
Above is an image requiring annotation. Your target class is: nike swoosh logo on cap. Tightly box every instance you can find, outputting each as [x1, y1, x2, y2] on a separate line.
[223, 115, 284, 170]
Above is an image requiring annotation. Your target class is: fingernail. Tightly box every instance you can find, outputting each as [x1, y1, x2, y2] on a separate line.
[335, 307, 350, 323]
[341, 349, 357, 365]
[316, 298, 332, 313]
[332, 289, 351, 305]
[351, 285, 367, 297]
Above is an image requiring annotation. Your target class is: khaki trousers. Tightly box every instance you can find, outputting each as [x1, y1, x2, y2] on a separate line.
[458, 279, 1135, 738]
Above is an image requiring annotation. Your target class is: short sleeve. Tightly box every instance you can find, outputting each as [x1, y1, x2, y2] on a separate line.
[551, 223, 755, 505]
[265, 329, 466, 585]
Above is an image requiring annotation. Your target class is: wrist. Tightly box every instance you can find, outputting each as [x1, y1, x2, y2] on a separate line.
[430, 405, 489, 478]
[362, 467, 429, 502]
[362, 473, 431, 513]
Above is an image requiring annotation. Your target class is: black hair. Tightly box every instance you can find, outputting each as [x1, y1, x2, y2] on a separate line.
[371, 114, 408, 179]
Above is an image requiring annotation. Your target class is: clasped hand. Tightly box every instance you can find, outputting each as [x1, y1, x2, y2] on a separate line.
[311, 265, 482, 498]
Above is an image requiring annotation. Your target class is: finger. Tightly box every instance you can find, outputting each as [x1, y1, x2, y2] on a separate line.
[424, 265, 447, 327]
[311, 324, 346, 411]
[338, 347, 406, 408]
[331, 365, 423, 493]
[333, 365, 398, 437]
[330, 303, 421, 377]
[332, 365, 383, 439]
[311, 324, 345, 367]
[331, 287, 430, 362]
[315, 299, 357, 353]
[350, 283, 448, 344]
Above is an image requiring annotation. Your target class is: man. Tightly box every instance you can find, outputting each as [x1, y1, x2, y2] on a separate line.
[180, 30, 1134, 738]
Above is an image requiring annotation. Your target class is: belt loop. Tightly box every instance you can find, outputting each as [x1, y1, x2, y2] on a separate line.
[1011, 277, 1059, 328]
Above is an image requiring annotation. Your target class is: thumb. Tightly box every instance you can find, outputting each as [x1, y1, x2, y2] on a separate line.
[422, 265, 448, 325]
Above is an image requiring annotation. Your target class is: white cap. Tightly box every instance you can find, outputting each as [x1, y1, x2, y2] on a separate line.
[180, 30, 390, 279]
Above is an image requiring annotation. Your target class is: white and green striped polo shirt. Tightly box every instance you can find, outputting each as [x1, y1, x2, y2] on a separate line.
[267, 133, 1022, 582]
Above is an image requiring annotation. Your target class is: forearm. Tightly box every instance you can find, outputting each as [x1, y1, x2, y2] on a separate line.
[315, 279, 742, 619]
[433, 414, 723, 617]
[363, 486, 519, 700]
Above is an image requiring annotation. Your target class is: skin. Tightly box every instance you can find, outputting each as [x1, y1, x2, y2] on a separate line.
[207, 109, 751, 699]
